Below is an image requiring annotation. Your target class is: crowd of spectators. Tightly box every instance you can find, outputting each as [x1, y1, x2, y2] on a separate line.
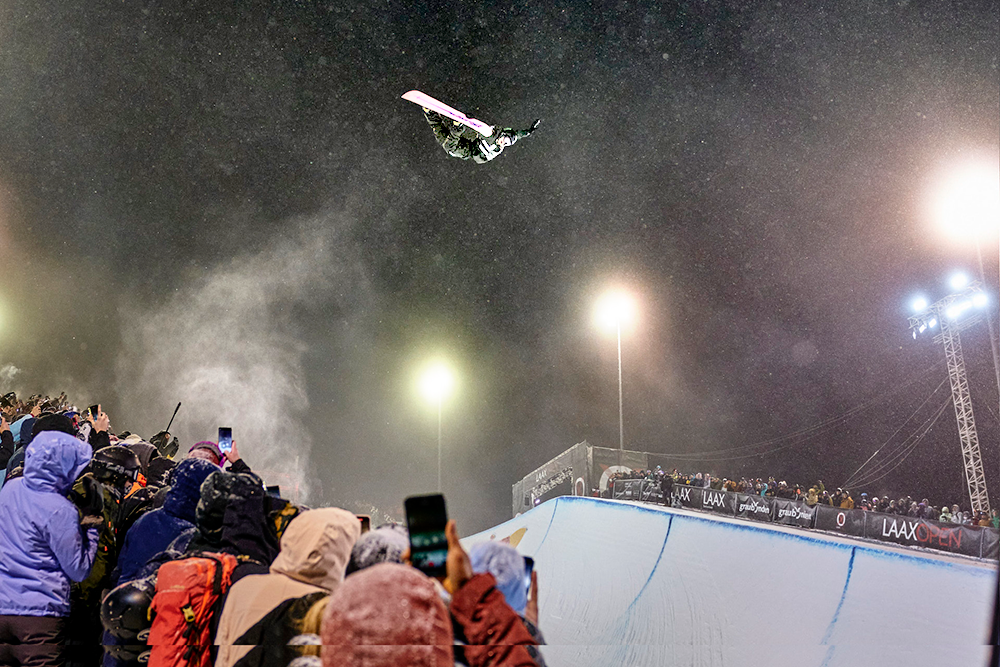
[0, 391, 545, 667]
[605, 467, 1000, 529]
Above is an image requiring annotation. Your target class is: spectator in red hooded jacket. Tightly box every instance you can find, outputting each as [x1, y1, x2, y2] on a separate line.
[322, 520, 539, 667]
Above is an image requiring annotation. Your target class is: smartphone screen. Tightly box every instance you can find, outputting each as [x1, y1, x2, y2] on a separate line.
[88, 404, 100, 419]
[266, 485, 282, 498]
[357, 515, 371, 534]
[405, 494, 448, 578]
[218, 427, 233, 454]
[523, 556, 534, 596]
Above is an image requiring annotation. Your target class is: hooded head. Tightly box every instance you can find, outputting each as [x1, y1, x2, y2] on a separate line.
[468, 541, 529, 615]
[321, 563, 452, 667]
[194, 471, 277, 563]
[270, 507, 361, 591]
[163, 458, 219, 523]
[125, 442, 158, 476]
[23, 431, 92, 494]
[346, 524, 409, 575]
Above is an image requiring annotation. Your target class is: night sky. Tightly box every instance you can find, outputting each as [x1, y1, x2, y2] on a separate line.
[0, 0, 997, 532]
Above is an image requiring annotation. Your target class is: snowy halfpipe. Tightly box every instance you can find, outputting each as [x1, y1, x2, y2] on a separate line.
[464, 496, 996, 667]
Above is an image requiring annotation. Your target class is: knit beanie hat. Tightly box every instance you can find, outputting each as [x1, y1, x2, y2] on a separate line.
[188, 440, 222, 464]
[346, 524, 409, 575]
[468, 541, 528, 615]
[322, 563, 452, 667]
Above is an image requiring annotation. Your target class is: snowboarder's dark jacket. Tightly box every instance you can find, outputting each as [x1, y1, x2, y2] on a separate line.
[424, 109, 535, 163]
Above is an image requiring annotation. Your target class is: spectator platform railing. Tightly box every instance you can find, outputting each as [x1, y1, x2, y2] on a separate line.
[611, 479, 999, 559]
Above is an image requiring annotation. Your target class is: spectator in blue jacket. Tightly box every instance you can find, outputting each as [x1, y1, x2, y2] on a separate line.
[114, 457, 218, 585]
[0, 430, 100, 667]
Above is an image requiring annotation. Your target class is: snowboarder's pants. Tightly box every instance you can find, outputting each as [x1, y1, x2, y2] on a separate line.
[0, 615, 67, 667]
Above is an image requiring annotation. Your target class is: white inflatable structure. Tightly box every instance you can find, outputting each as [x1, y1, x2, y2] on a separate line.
[464, 496, 996, 667]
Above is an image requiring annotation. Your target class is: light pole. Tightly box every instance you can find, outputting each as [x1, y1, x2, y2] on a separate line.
[594, 290, 637, 457]
[419, 361, 454, 492]
[908, 274, 992, 513]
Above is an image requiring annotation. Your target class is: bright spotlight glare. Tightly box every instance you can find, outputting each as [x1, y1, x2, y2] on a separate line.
[973, 292, 988, 308]
[946, 307, 958, 319]
[419, 362, 455, 404]
[949, 272, 969, 290]
[918, 324, 927, 334]
[930, 158, 1000, 242]
[594, 290, 637, 333]
[928, 318, 937, 329]
[911, 296, 928, 312]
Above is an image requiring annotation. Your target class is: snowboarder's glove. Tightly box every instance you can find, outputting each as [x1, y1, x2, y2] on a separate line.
[515, 119, 541, 140]
[70, 474, 105, 527]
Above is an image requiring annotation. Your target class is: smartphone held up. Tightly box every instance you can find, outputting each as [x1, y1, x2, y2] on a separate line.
[218, 427, 233, 454]
[405, 494, 449, 578]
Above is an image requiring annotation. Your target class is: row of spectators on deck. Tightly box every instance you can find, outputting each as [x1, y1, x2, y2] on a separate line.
[605, 467, 998, 529]
[0, 391, 544, 667]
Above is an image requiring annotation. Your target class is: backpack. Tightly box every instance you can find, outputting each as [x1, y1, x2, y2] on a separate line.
[147, 552, 239, 667]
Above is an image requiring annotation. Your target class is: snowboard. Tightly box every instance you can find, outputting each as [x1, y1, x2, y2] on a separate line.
[402, 90, 494, 137]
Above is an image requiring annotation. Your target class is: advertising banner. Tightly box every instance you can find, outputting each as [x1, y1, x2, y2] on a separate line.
[700, 488, 736, 516]
[673, 484, 702, 510]
[772, 498, 815, 527]
[864, 513, 984, 558]
[981, 526, 999, 559]
[814, 505, 866, 537]
[735, 494, 774, 522]
[639, 480, 663, 503]
[612, 479, 643, 501]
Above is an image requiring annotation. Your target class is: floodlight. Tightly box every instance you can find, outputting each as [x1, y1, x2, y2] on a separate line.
[973, 292, 988, 308]
[930, 158, 1000, 242]
[593, 290, 637, 333]
[911, 296, 928, 312]
[928, 318, 938, 329]
[949, 273, 969, 290]
[419, 362, 454, 404]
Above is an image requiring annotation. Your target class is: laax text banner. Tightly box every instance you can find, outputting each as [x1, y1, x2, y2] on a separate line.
[865, 513, 990, 559]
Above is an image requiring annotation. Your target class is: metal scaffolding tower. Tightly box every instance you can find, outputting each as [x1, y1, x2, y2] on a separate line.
[909, 280, 991, 514]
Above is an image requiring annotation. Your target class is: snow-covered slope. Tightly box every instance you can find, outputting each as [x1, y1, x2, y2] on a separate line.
[464, 496, 996, 667]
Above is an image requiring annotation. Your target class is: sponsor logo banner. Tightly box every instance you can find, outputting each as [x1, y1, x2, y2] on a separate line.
[735, 493, 774, 522]
[814, 505, 866, 537]
[982, 525, 999, 559]
[865, 513, 987, 558]
[673, 484, 702, 510]
[612, 479, 643, 501]
[639, 481, 663, 503]
[772, 498, 815, 527]
[700, 488, 736, 516]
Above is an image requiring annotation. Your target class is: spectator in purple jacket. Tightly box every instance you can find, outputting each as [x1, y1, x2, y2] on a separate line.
[0, 430, 100, 667]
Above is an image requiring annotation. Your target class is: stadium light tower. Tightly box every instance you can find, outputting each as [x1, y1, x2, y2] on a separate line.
[928, 157, 1000, 420]
[594, 289, 637, 455]
[419, 361, 455, 492]
[909, 275, 992, 513]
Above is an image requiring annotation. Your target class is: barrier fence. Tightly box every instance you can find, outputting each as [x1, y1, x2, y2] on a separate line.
[611, 480, 999, 559]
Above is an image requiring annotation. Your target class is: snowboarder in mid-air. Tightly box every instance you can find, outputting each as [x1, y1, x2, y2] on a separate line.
[423, 108, 540, 163]
[401, 90, 538, 163]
